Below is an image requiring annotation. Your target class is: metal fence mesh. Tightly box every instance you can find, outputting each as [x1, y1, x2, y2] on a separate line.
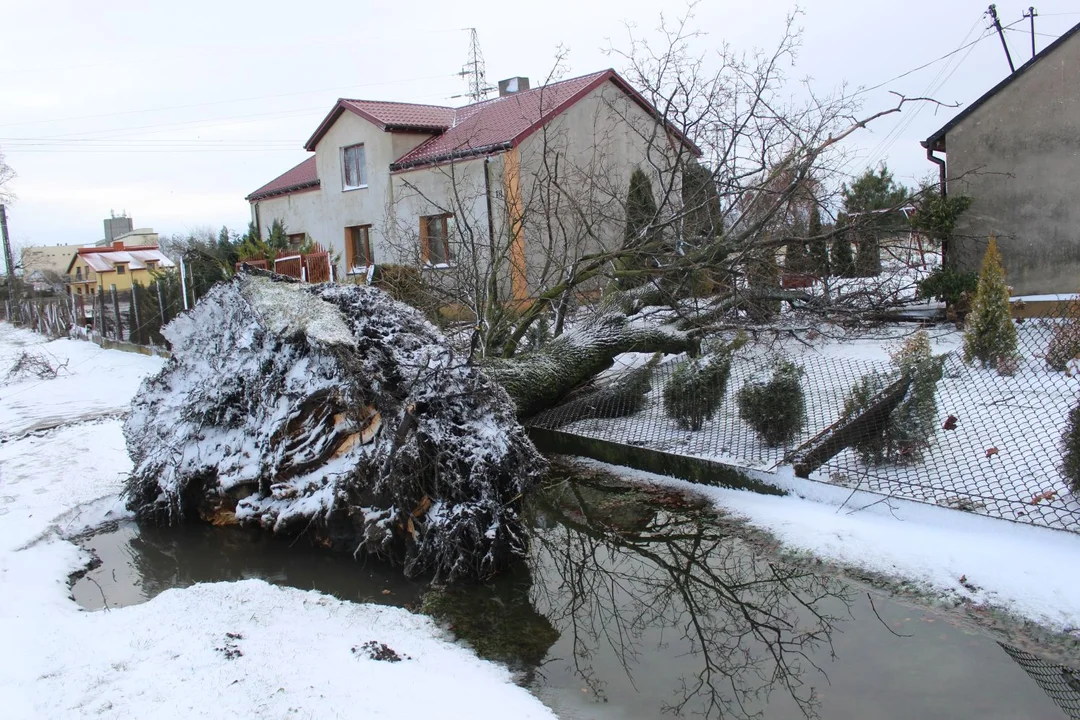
[1001, 642, 1080, 719]
[528, 305, 1080, 533]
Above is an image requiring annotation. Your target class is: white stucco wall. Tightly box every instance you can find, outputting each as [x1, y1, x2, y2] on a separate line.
[252, 112, 434, 279]
[515, 81, 685, 294]
[250, 78, 688, 291]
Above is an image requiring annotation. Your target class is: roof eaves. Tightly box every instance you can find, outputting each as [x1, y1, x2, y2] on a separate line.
[390, 142, 512, 172]
[245, 179, 321, 202]
[924, 19, 1080, 148]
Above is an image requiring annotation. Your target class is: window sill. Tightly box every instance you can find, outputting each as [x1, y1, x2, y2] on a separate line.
[342, 184, 369, 192]
[423, 262, 453, 270]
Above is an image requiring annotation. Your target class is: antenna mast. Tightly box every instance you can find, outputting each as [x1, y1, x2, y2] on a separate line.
[458, 28, 495, 102]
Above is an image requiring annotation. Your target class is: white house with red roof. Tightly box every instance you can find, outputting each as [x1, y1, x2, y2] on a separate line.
[246, 70, 698, 300]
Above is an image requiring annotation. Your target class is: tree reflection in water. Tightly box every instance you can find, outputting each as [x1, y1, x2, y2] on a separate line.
[526, 465, 854, 719]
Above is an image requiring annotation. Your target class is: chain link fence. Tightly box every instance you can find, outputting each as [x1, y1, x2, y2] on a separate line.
[1001, 642, 1080, 719]
[527, 305, 1080, 533]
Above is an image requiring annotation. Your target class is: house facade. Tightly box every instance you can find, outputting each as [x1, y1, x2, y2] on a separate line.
[246, 69, 698, 300]
[923, 21, 1080, 295]
[67, 242, 175, 296]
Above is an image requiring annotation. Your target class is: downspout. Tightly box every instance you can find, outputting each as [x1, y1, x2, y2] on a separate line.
[924, 143, 946, 199]
[254, 202, 263, 239]
[924, 141, 949, 266]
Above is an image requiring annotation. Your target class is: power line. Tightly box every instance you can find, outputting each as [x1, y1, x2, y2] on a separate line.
[0, 73, 459, 130]
[854, 17, 1025, 98]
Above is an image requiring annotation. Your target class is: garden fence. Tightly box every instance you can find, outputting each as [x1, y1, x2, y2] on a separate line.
[527, 305, 1080, 534]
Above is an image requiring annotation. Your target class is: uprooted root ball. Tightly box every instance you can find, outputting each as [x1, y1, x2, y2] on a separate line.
[123, 273, 547, 582]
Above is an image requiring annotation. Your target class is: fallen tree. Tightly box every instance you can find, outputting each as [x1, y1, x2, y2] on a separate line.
[123, 273, 694, 581]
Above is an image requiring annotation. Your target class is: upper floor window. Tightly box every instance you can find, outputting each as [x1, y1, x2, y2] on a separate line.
[346, 225, 373, 271]
[421, 214, 454, 266]
[146, 261, 156, 271]
[116, 264, 126, 275]
[342, 144, 367, 190]
[75, 267, 82, 280]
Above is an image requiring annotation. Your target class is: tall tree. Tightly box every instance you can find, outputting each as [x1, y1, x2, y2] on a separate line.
[831, 218, 856, 278]
[617, 168, 660, 289]
[806, 204, 828, 277]
[681, 161, 723, 243]
[842, 164, 909, 277]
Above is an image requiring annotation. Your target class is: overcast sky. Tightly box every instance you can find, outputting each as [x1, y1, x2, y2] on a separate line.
[2, 0, 1078, 248]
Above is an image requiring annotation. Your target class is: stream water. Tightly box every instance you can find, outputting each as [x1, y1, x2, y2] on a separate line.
[72, 466, 1079, 719]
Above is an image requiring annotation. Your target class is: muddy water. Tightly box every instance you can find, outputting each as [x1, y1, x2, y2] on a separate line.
[72, 471, 1076, 720]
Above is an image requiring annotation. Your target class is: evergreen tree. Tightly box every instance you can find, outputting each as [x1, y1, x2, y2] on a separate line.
[806, 204, 829, 277]
[266, 219, 290, 257]
[216, 225, 240, 271]
[842, 164, 909, 277]
[746, 247, 781, 321]
[681, 162, 723, 242]
[963, 237, 1017, 367]
[617, 169, 660, 289]
[854, 229, 882, 277]
[831, 220, 856, 278]
[784, 220, 810, 274]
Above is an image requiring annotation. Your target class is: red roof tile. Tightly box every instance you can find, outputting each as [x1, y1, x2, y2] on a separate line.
[251, 70, 701, 202]
[341, 100, 456, 131]
[246, 156, 319, 201]
[391, 70, 700, 170]
[304, 101, 455, 151]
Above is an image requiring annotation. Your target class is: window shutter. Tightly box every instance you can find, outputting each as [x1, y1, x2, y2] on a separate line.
[345, 228, 354, 269]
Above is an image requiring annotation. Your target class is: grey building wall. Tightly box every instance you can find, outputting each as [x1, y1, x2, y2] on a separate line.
[943, 29, 1080, 296]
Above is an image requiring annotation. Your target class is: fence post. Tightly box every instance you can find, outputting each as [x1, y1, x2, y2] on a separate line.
[111, 284, 122, 341]
[131, 284, 142, 346]
[156, 280, 166, 326]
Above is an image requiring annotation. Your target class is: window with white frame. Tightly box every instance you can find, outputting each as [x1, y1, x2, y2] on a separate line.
[342, 144, 367, 190]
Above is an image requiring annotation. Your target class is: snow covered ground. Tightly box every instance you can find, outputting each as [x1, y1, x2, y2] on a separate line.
[0, 324, 554, 720]
[545, 321, 1080, 532]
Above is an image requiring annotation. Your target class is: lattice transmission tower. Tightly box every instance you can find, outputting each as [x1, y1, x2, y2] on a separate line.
[458, 28, 496, 103]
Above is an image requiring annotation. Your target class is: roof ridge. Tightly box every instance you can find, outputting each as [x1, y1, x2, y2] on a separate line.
[342, 98, 455, 111]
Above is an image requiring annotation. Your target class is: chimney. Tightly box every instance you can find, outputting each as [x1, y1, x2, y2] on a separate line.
[113, 241, 124, 250]
[498, 77, 530, 97]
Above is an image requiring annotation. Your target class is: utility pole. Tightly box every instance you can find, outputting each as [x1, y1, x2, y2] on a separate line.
[1023, 6, 1038, 59]
[988, 4, 1016, 73]
[0, 205, 13, 281]
[457, 28, 495, 103]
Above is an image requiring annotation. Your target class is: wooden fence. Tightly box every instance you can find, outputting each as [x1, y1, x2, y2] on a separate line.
[3, 280, 185, 349]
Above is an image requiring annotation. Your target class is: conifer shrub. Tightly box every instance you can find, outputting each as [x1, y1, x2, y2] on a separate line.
[831, 230, 856, 278]
[963, 237, 1017, 368]
[843, 330, 945, 465]
[1061, 399, 1080, 493]
[736, 360, 806, 446]
[664, 347, 737, 430]
[1044, 297, 1080, 372]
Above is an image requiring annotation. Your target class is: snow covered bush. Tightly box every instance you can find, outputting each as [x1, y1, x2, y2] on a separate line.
[736, 360, 806, 447]
[664, 347, 736, 430]
[123, 273, 546, 582]
[963, 237, 1017, 368]
[844, 330, 945, 465]
[1061, 398, 1080, 493]
[1045, 300, 1080, 371]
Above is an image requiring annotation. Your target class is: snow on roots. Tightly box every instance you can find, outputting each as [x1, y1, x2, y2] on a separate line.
[122, 274, 547, 582]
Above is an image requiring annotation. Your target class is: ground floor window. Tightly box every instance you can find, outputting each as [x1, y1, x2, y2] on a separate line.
[421, 213, 454, 266]
[346, 225, 373, 272]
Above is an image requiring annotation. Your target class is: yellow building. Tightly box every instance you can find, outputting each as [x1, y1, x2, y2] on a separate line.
[66, 241, 175, 296]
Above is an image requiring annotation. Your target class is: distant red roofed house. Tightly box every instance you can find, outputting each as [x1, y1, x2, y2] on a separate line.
[67, 242, 175, 296]
[246, 69, 700, 299]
